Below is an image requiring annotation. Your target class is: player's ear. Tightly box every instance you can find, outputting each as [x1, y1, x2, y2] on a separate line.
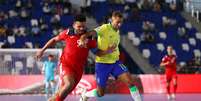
[72, 22, 76, 28]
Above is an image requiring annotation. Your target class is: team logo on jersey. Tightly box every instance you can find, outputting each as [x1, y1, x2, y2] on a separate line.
[77, 39, 88, 47]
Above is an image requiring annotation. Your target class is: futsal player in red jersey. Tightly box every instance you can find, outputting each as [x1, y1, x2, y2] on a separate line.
[160, 46, 177, 100]
[36, 14, 96, 101]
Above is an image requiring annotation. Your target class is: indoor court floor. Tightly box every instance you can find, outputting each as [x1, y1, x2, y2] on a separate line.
[0, 94, 201, 101]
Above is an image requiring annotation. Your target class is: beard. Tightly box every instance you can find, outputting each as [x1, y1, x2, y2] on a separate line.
[76, 29, 86, 35]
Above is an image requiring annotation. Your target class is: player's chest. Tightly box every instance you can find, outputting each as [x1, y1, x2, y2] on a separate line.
[65, 35, 88, 50]
[46, 62, 54, 67]
[102, 31, 120, 43]
[65, 35, 80, 46]
[166, 56, 175, 62]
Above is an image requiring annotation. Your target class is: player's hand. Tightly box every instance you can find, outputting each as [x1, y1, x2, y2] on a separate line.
[165, 61, 170, 65]
[106, 44, 117, 53]
[77, 39, 88, 48]
[36, 50, 44, 60]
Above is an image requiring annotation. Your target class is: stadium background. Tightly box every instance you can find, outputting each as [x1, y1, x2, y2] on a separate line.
[0, 0, 201, 101]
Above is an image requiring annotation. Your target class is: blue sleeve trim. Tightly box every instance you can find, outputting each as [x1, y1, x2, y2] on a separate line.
[90, 47, 98, 54]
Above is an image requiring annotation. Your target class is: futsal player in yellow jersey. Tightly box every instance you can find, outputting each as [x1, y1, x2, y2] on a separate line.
[78, 11, 142, 101]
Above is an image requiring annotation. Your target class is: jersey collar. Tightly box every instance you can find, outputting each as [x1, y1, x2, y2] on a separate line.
[109, 23, 119, 32]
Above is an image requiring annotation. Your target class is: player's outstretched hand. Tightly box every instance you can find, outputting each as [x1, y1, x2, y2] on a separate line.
[107, 44, 117, 53]
[165, 61, 170, 65]
[36, 50, 43, 60]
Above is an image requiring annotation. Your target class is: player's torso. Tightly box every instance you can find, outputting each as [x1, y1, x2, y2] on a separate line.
[96, 24, 120, 63]
[62, 34, 89, 66]
[45, 61, 55, 76]
[164, 55, 177, 73]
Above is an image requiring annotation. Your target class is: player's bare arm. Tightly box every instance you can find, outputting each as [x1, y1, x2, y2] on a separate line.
[96, 44, 117, 56]
[36, 36, 60, 59]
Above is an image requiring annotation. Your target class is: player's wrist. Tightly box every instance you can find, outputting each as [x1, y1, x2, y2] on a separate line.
[107, 49, 113, 54]
[40, 49, 45, 53]
[80, 35, 87, 42]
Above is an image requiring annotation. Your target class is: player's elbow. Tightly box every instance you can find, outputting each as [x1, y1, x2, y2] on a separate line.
[48, 37, 60, 45]
[51, 37, 59, 42]
[160, 63, 164, 67]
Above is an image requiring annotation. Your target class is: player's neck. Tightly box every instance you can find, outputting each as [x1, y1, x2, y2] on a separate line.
[167, 54, 174, 56]
[74, 30, 86, 35]
[110, 23, 118, 32]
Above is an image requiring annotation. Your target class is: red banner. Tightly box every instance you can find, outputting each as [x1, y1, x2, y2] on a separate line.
[0, 75, 44, 90]
[71, 75, 96, 95]
[0, 74, 201, 94]
[106, 74, 201, 94]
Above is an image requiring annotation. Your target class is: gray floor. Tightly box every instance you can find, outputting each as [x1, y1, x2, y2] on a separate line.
[0, 94, 201, 101]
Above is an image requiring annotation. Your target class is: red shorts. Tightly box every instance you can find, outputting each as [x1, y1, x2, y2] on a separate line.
[165, 71, 177, 81]
[59, 63, 83, 92]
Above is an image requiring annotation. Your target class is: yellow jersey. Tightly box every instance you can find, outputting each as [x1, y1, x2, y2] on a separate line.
[95, 23, 120, 63]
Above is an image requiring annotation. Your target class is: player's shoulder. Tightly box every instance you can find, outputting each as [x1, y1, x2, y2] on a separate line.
[163, 55, 169, 59]
[59, 27, 75, 36]
[103, 23, 111, 29]
[67, 27, 76, 36]
[100, 23, 108, 27]
[95, 24, 110, 36]
[164, 55, 168, 58]
[97, 23, 109, 30]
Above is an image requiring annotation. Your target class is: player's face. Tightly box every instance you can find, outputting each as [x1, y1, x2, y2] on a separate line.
[73, 21, 86, 34]
[111, 16, 123, 30]
[48, 56, 53, 61]
[167, 46, 173, 55]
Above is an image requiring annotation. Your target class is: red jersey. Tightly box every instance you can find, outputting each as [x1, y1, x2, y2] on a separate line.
[58, 28, 96, 68]
[161, 55, 177, 74]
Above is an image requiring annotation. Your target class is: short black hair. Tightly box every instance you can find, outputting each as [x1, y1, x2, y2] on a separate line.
[74, 14, 86, 22]
[112, 11, 123, 18]
[48, 54, 54, 58]
[167, 45, 173, 48]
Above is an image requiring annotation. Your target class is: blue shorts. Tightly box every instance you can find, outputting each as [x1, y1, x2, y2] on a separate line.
[95, 61, 128, 88]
